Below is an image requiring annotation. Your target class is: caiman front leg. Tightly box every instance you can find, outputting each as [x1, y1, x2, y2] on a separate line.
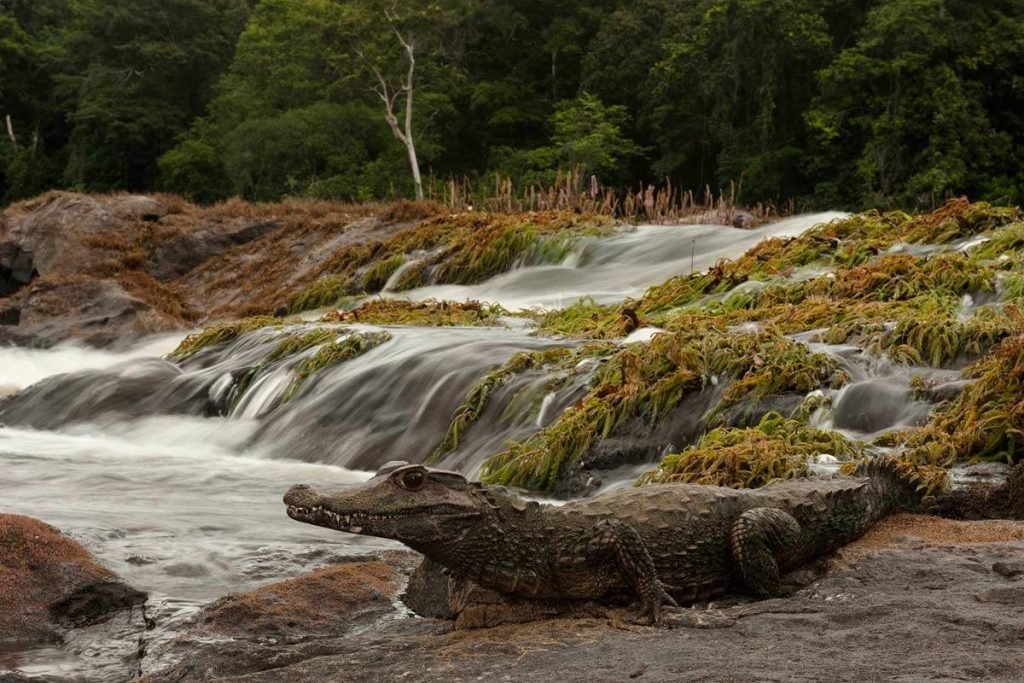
[730, 507, 802, 597]
[564, 519, 677, 624]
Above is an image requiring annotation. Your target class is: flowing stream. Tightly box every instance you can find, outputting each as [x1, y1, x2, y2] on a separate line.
[2, 214, 875, 676]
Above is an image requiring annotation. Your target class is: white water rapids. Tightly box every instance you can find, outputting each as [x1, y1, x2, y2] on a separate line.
[0, 213, 851, 615]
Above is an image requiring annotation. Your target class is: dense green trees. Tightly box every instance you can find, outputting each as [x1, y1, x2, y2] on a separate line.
[1, 0, 1022, 208]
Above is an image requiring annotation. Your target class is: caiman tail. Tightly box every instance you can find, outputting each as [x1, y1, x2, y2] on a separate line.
[853, 456, 946, 516]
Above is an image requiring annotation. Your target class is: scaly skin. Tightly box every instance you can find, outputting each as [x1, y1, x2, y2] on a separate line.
[284, 459, 920, 623]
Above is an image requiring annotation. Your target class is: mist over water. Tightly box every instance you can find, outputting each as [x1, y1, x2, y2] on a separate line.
[0, 213, 852, 607]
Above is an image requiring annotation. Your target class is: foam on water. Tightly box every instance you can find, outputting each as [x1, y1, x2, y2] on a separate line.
[0, 334, 185, 390]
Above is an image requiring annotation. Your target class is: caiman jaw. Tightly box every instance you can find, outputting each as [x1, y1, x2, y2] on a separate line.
[285, 503, 413, 534]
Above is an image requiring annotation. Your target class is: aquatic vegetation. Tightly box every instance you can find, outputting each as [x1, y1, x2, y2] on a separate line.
[170, 316, 283, 360]
[361, 255, 406, 292]
[638, 413, 863, 488]
[481, 327, 846, 492]
[265, 328, 338, 363]
[284, 331, 392, 401]
[531, 298, 638, 339]
[867, 306, 1023, 368]
[289, 276, 349, 313]
[429, 346, 584, 462]
[285, 211, 615, 314]
[321, 299, 508, 327]
[900, 331, 1024, 468]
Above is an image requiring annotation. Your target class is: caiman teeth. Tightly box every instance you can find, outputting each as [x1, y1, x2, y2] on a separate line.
[288, 505, 413, 526]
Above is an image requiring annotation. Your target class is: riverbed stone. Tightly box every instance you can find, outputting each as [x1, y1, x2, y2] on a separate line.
[0, 514, 146, 642]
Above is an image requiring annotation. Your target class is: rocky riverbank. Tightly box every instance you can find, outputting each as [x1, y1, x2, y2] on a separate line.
[3, 511, 1023, 682]
[0, 192, 612, 348]
[138, 514, 1023, 682]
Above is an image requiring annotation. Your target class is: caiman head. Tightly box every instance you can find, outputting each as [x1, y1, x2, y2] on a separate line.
[283, 461, 486, 545]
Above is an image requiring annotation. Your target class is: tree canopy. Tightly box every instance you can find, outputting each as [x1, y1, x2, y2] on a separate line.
[1, 0, 1022, 209]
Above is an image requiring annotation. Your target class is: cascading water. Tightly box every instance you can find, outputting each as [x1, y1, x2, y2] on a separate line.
[2, 214, 860, 633]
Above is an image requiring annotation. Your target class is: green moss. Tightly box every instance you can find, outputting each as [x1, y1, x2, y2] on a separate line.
[171, 316, 282, 360]
[638, 413, 864, 488]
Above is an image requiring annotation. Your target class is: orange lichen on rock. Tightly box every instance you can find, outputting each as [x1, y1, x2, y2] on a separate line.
[0, 514, 115, 641]
[197, 560, 405, 638]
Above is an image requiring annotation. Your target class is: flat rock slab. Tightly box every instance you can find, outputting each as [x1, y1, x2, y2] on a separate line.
[143, 515, 1024, 683]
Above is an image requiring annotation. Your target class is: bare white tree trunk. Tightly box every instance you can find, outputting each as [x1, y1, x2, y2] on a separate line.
[368, 24, 424, 201]
[5, 115, 17, 152]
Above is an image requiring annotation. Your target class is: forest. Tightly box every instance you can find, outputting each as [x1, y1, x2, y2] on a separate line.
[2, 0, 1023, 210]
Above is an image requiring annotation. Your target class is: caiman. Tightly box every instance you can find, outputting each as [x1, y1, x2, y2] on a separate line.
[283, 459, 923, 623]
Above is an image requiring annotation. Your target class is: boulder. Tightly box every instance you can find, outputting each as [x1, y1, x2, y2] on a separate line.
[0, 514, 146, 642]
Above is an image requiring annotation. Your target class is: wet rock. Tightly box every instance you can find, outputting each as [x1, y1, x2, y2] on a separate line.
[197, 557, 409, 638]
[720, 392, 805, 429]
[143, 553, 419, 681]
[833, 380, 911, 433]
[0, 514, 146, 642]
[562, 386, 722, 496]
[145, 218, 279, 282]
[933, 461, 1024, 521]
[1008, 460, 1024, 518]
[992, 561, 1024, 578]
[49, 581, 147, 628]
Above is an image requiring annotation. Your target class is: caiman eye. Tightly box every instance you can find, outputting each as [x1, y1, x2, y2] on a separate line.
[399, 469, 426, 491]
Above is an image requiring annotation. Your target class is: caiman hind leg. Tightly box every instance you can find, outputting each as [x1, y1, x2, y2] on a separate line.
[730, 507, 802, 597]
[563, 519, 677, 624]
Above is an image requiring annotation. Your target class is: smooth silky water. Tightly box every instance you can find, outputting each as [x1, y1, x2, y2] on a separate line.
[0, 214, 857, 678]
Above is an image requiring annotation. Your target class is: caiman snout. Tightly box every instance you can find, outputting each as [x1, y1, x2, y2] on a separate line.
[283, 484, 319, 508]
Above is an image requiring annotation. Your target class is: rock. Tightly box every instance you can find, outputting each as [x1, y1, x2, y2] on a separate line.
[1008, 460, 1024, 518]
[732, 211, 755, 229]
[991, 561, 1024, 578]
[49, 581, 147, 628]
[0, 192, 402, 347]
[196, 557, 409, 639]
[0, 514, 146, 642]
[833, 380, 912, 433]
[143, 555, 418, 681]
[562, 386, 722, 497]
